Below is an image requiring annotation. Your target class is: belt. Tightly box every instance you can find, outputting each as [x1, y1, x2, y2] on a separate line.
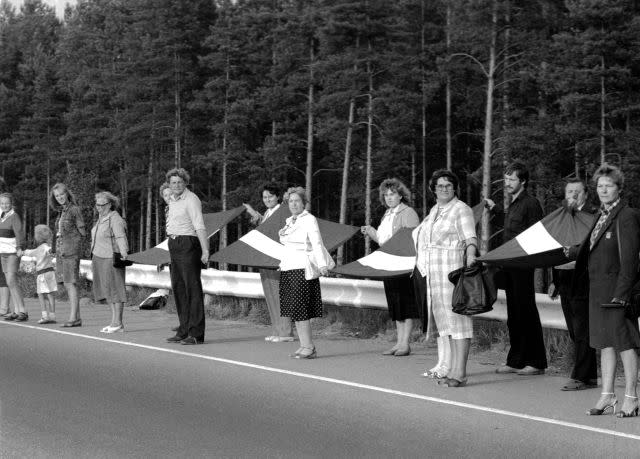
[168, 234, 197, 239]
[36, 267, 55, 276]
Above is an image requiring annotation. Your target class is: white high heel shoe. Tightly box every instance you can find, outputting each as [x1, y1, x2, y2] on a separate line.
[104, 324, 125, 333]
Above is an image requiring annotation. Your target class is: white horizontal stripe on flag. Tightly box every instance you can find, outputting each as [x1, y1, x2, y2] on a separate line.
[157, 239, 169, 251]
[357, 251, 416, 272]
[240, 230, 289, 261]
[515, 221, 562, 254]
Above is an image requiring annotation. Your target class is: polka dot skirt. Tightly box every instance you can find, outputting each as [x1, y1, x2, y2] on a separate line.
[279, 269, 323, 321]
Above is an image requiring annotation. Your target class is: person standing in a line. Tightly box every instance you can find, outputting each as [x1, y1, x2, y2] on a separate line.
[244, 184, 294, 343]
[0, 193, 27, 322]
[51, 183, 86, 327]
[549, 179, 598, 391]
[165, 169, 209, 345]
[361, 178, 420, 356]
[486, 161, 547, 375]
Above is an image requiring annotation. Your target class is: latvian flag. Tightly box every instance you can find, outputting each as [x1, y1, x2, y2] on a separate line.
[478, 205, 596, 268]
[128, 206, 246, 266]
[210, 205, 359, 269]
[331, 202, 487, 279]
[331, 228, 416, 279]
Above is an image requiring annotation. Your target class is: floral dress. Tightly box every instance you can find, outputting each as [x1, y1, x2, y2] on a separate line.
[414, 198, 476, 339]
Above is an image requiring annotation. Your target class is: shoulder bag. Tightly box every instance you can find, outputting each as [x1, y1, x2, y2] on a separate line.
[448, 253, 497, 316]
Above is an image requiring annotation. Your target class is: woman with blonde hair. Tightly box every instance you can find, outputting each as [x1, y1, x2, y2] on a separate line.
[361, 178, 420, 356]
[51, 182, 85, 327]
[91, 191, 130, 333]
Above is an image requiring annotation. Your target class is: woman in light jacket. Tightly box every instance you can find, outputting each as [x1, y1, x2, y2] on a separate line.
[91, 191, 129, 333]
[278, 187, 329, 359]
[361, 178, 420, 356]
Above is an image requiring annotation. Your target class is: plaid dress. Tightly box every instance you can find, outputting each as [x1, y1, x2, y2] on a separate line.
[415, 198, 476, 339]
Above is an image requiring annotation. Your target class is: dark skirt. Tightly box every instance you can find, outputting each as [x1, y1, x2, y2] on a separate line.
[279, 269, 323, 322]
[589, 302, 640, 351]
[384, 272, 420, 322]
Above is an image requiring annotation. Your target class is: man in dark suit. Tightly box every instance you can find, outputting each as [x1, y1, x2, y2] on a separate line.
[549, 179, 597, 390]
[486, 161, 547, 375]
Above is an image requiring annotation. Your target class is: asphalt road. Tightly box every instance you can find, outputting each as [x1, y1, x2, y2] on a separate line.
[1, 301, 639, 458]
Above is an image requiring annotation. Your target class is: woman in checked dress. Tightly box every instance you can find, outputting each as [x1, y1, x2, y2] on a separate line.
[413, 170, 477, 387]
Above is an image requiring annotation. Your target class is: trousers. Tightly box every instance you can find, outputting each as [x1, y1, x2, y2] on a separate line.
[260, 268, 292, 337]
[556, 269, 597, 382]
[504, 268, 547, 369]
[169, 236, 205, 340]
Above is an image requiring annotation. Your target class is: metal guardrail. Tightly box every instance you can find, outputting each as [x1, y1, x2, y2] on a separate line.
[79, 260, 568, 330]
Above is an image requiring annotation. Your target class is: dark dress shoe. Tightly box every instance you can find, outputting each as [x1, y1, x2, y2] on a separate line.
[15, 312, 28, 322]
[62, 319, 82, 327]
[180, 336, 204, 345]
[166, 335, 186, 343]
[4, 313, 18, 321]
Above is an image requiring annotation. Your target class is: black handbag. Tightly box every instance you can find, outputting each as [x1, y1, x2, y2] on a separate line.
[113, 252, 133, 269]
[448, 259, 497, 316]
[615, 221, 640, 320]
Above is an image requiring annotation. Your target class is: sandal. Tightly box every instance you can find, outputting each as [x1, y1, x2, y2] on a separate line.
[295, 346, 317, 360]
[616, 395, 639, 418]
[439, 377, 468, 388]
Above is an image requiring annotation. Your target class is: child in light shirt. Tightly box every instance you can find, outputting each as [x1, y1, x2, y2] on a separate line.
[23, 225, 57, 324]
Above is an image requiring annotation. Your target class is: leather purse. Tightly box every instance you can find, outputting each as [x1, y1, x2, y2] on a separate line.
[448, 259, 497, 316]
[113, 252, 133, 269]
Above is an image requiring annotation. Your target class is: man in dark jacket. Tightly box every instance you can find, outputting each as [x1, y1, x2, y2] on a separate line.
[549, 179, 598, 390]
[486, 161, 547, 375]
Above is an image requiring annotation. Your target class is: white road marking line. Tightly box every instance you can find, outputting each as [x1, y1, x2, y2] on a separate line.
[4, 322, 640, 442]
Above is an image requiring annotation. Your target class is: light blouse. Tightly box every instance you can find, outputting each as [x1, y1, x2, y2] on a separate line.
[278, 210, 326, 271]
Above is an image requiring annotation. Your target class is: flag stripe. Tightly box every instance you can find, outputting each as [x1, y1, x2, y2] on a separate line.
[515, 221, 562, 255]
[240, 230, 290, 261]
[357, 251, 416, 272]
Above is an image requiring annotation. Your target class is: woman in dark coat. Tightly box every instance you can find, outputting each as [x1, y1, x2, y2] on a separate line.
[569, 163, 639, 418]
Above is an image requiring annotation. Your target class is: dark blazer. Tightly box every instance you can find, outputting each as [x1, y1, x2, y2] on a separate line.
[571, 201, 640, 303]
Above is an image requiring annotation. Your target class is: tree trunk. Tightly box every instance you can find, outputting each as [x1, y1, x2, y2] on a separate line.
[219, 55, 230, 271]
[421, 0, 428, 216]
[155, 192, 160, 246]
[337, 95, 356, 266]
[501, 0, 511, 210]
[600, 55, 606, 164]
[364, 41, 374, 256]
[174, 51, 182, 169]
[145, 155, 153, 250]
[445, 1, 452, 171]
[480, 0, 498, 255]
[305, 38, 315, 204]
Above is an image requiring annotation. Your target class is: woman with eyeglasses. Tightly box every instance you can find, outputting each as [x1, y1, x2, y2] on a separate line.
[51, 183, 86, 327]
[413, 170, 477, 387]
[361, 178, 420, 356]
[91, 191, 129, 333]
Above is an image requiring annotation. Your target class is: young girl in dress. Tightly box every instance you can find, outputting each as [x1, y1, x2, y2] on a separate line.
[23, 225, 57, 324]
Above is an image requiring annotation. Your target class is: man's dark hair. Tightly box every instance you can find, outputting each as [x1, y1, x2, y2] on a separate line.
[565, 177, 587, 191]
[505, 161, 530, 188]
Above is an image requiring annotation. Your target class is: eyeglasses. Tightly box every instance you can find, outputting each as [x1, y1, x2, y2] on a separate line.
[96, 203, 110, 208]
[435, 184, 454, 191]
